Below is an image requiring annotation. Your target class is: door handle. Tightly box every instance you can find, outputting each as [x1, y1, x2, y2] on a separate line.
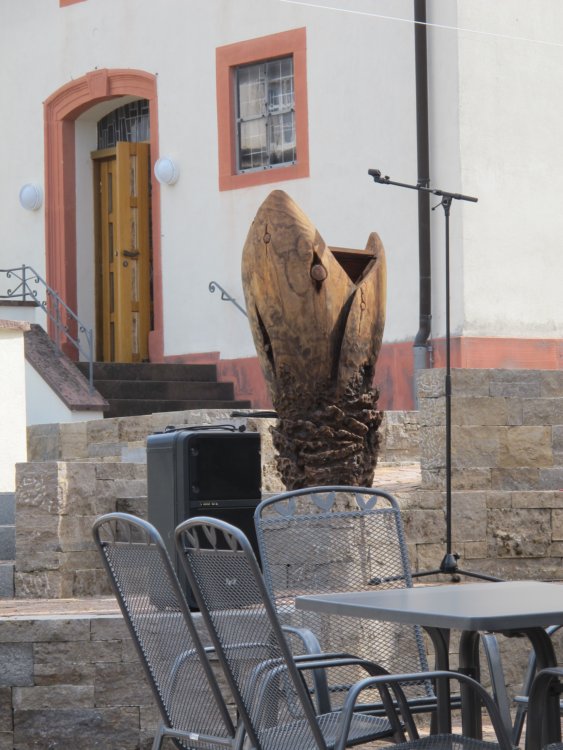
[122, 249, 140, 258]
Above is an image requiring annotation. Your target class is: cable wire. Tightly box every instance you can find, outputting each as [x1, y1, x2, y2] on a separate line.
[278, 0, 563, 49]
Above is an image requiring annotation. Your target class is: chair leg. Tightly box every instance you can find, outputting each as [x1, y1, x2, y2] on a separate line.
[480, 633, 513, 739]
[150, 722, 165, 750]
[511, 648, 538, 745]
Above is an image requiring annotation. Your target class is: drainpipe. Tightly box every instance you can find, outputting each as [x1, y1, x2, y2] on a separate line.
[413, 0, 432, 407]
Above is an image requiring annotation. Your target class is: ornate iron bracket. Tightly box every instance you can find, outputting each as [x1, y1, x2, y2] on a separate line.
[208, 281, 248, 317]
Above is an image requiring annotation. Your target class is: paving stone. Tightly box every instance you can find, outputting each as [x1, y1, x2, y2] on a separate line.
[26, 424, 61, 462]
[488, 507, 551, 558]
[94, 661, 153, 707]
[33, 638, 122, 665]
[512, 491, 562, 509]
[491, 467, 541, 491]
[522, 398, 563, 426]
[451, 426, 502, 468]
[13, 684, 94, 710]
[89, 615, 129, 642]
[451, 397, 509, 426]
[0, 617, 89, 644]
[0, 565, 14, 597]
[540, 370, 563, 397]
[0, 643, 33, 686]
[499, 425, 553, 468]
[0, 494, 15, 525]
[539, 467, 563, 490]
[489, 377, 541, 398]
[13, 707, 140, 750]
[451, 492, 487, 542]
[0, 527, 15, 561]
[0, 688, 12, 732]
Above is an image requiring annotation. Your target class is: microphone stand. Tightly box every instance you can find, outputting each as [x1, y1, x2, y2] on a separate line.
[369, 169, 498, 582]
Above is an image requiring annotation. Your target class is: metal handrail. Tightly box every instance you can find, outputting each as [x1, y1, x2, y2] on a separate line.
[208, 281, 248, 317]
[0, 264, 94, 392]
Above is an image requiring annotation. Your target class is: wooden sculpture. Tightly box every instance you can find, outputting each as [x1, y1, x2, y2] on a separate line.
[242, 190, 386, 489]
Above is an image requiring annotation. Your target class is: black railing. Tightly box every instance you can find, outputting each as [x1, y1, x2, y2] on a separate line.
[208, 281, 248, 317]
[0, 265, 94, 392]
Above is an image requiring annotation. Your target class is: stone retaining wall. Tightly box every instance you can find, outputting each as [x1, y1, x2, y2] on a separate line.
[404, 369, 563, 579]
[17, 409, 419, 598]
[0, 604, 223, 750]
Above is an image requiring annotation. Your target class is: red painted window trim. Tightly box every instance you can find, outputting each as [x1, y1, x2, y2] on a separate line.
[216, 27, 309, 191]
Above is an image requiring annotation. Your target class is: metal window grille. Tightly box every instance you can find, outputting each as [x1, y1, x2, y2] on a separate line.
[235, 56, 296, 172]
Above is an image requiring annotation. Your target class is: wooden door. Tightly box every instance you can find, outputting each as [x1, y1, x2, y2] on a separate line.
[93, 142, 151, 362]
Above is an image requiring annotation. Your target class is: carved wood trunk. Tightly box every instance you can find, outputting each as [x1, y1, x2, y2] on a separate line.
[242, 190, 386, 489]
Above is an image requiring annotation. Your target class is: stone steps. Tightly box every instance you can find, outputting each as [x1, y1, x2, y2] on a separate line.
[75, 361, 251, 418]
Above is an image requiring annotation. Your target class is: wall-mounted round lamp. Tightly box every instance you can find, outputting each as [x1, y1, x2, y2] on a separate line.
[19, 184, 43, 211]
[154, 157, 179, 185]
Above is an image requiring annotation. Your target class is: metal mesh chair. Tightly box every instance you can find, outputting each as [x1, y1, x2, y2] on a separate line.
[175, 516, 513, 750]
[511, 625, 563, 745]
[254, 486, 438, 714]
[524, 666, 563, 750]
[93, 512, 239, 750]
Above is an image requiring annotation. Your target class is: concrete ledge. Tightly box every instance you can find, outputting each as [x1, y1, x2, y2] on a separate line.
[24, 325, 108, 413]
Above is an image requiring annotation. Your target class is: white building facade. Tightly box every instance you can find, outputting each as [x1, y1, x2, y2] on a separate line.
[0, 0, 561, 411]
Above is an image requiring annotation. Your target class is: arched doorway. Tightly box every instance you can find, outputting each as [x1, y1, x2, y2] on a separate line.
[43, 69, 163, 362]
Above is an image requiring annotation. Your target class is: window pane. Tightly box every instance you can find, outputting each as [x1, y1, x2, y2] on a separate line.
[266, 58, 294, 113]
[238, 64, 266, 120]
[269, 111, 296, 165]
[235, 55, 295, 171]
[239, 119, 268, 170]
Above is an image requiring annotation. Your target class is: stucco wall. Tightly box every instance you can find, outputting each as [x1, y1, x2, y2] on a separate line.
[0, 325, 28, 492]
[0, 0, 561, 374]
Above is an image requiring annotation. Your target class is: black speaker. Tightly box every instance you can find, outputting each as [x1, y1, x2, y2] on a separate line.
[147, 427, 262, 606]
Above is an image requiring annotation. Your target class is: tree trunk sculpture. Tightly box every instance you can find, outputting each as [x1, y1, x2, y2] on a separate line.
[241, 190, 386, 489]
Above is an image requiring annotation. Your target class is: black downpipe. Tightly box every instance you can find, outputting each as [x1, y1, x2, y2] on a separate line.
[413, 0, 432, 400]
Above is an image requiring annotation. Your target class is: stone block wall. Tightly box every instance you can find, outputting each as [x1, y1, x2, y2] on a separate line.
[17, 408, 418, 598]
[15, 462, 147, 599]
[0, 607, 222, 750]
[405, 369, 563, 579]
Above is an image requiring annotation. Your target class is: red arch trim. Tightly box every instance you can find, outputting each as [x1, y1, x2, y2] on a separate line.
[43, 69, 164, 359]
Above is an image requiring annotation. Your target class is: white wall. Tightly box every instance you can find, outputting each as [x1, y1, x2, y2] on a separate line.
[0, 326, 28, 492]
[0, 0, 560, 365]
[429, 0, 563, 339]
[24, 364, 104, 426]
[0, 0, 420, 359]
[0, 320, 103, 490]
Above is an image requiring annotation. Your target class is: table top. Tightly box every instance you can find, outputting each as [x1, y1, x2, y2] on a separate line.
[295, 580, 563, 631]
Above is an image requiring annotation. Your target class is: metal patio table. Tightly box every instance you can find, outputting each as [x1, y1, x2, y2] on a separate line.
[296, 580, 563, 746]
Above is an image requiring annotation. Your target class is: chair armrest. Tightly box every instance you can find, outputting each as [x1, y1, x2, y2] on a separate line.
[281, 624, 333, 713]
[334, 670, 514, 750]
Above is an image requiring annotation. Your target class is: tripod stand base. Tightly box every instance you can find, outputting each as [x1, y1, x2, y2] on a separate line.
[411, 552, 501, 583]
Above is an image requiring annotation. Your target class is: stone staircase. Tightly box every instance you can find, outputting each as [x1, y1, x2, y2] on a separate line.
[76, 362, 251, 418]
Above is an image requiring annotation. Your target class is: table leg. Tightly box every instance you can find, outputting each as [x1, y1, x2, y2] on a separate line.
[424, 627, 452, 734]
[459, 631, 482, 739]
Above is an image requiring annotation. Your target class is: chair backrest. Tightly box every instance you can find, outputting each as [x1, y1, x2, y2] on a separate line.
[254, 487, 431, 705]
[175, 516, 328, 750]
[93, 512, 235, 749]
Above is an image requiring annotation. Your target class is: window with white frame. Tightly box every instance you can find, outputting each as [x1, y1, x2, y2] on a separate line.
[235, 56, 296, 172]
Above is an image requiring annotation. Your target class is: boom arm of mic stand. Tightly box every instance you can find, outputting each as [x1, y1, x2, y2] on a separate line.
[368, 169, 478, 203]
